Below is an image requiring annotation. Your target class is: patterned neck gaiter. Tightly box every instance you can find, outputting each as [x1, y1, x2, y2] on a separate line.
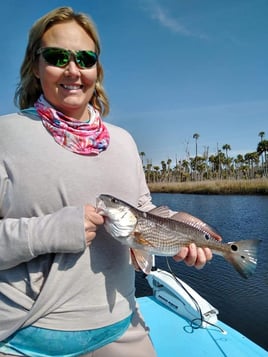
[34, 95, 110, 155]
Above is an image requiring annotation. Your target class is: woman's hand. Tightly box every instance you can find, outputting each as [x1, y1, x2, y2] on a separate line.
[173, 244, 213, 270]
[84, 205, 104, 246]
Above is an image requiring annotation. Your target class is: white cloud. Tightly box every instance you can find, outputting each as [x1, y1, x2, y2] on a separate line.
[140, 0, 208, 39]
[151, 4, 191, 35]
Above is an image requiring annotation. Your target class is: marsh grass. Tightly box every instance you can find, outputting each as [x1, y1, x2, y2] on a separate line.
[148, 178, 268, 195]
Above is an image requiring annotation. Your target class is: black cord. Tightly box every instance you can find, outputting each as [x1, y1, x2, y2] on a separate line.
[165, 257, 226, 334]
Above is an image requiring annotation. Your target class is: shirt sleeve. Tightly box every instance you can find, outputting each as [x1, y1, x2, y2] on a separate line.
[0, 207, 86, 270]
[0, 160, 87, 270]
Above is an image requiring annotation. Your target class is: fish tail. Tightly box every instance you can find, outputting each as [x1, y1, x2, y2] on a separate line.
[224, 239, 261, 278]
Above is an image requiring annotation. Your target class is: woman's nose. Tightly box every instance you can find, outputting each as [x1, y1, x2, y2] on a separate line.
[64, 60, 80, 75]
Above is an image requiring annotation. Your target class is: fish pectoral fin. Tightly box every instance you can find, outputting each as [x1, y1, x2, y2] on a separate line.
[130, 248, 153, 274]
[133, 231, 156, 247]
[130, 248, 141, 272]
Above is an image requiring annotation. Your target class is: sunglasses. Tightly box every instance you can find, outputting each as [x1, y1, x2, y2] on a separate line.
[37, 47, 98, 69]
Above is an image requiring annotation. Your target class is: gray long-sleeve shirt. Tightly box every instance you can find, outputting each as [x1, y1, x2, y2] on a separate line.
[0, 112, 154, 340]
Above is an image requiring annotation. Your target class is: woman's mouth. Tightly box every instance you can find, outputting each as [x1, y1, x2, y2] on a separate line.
[61, 84, 83, 90]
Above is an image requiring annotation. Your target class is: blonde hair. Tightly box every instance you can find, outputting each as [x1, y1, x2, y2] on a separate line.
[14, 7, 109, 116]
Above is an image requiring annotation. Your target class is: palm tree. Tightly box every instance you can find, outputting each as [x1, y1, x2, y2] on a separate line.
[193, 133, 200, 159]
[257, 140, 268, 157]
[192, 133, 200, 175]
[257, 140, 268, 176]
[213, 150, 225, 179]
[160, 160, 167, 181]
[244, 152, 259, 179]
[153, 166, 160, 182]
[222, 144, 231, 158]
[166, 158, 172, 182]
[257, 132, 265, 170]
[139, 151, 146, 167]
[145, 161, 152, 182]
[258, 131, 265, 141]
[234, 154, 245, 179]
[222, 144, 232, 178]
[182, 159, 190, 173]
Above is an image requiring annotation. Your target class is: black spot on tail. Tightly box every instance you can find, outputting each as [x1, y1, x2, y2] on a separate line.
[230, 244, 238, 252]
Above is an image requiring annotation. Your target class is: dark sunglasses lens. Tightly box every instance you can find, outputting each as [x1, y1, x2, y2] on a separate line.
[42, 49, 69, 67]
[76, 51, 98, 68]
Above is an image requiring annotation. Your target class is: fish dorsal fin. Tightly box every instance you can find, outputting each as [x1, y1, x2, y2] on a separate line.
[149, 206, 170, 218]
[171, 211, 222, 241]
[130, 248, 153, 274]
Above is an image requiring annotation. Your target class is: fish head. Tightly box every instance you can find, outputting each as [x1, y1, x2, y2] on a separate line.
[96, 194, 137, 241]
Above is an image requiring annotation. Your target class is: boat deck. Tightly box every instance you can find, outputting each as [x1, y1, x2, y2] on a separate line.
[138, 296, 267, 357]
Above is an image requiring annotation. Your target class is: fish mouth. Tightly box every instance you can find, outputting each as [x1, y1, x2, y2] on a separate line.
[96, 196, 106, 215]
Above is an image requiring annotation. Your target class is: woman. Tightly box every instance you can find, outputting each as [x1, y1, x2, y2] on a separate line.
[0, 7, 213, 357]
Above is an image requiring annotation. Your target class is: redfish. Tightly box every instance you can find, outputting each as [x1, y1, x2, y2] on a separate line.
[96, 194, 260, 278]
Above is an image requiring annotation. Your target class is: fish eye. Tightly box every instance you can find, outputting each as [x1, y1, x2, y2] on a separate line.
[204, 233, 210, 240]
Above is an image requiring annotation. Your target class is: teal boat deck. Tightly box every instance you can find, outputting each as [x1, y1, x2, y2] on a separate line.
[138, 296, 267, 357]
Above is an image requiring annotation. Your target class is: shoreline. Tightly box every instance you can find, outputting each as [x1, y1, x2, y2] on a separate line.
[148, 178, 268, 195]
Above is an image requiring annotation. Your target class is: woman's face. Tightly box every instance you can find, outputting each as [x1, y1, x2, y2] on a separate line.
[35, 21, 98, 121]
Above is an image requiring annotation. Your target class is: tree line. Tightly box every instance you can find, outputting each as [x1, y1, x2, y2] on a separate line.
[140, 131, 268, 183]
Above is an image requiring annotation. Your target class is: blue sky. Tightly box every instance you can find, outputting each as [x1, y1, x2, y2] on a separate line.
[1, 0, 268, 166]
